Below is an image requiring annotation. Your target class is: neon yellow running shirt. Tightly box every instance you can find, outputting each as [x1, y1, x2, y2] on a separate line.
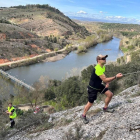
[89, 64, 105, 90]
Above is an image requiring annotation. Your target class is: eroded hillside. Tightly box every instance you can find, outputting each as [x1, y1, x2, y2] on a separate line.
[0, 5, 89, 37]
[0, 5, 90, 62]
[0, 22, 63, 62]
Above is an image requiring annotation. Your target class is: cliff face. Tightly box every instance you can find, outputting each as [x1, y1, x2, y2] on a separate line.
[7, 85, 140, 140]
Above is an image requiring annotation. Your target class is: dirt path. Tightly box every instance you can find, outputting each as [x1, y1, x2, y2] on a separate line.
[0, 48, 66, 67]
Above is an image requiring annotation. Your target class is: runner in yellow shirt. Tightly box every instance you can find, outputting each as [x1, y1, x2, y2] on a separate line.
[80, 54, 123, 124]
[6, 103, 17, 128]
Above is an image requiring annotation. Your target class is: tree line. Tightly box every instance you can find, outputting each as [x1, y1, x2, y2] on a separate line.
[10, 4, 63, 15]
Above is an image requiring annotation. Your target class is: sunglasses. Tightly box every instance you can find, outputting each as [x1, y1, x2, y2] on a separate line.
[99, 57, 106, 60]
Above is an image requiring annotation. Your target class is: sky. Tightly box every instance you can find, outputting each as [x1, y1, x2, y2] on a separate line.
[1, 0, 140, 24]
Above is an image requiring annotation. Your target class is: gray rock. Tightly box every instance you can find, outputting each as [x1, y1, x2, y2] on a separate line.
[7, 85, 140, 140]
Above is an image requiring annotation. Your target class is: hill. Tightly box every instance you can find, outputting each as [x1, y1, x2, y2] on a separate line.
[2, 85, 140, 140]
[0, 5, 90, 62]
[0, 22, 63, 61]
[0, 5, 89, 37]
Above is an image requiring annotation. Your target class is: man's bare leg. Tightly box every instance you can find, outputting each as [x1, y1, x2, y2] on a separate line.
[104, 90, 113, 108]
[80, 101, 93, 124]
[103, 90, 114, 113]
[83, 101, 93, 116]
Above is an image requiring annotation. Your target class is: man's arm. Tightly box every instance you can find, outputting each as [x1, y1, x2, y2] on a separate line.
[100, 73, 123, 83]
[6, 111, 12, 115]
[6, 109, 14, 115]
[105, 82, 110, 88]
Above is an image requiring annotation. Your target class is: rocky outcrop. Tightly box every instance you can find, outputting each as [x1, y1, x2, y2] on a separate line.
[0, 33, 6, 40]
[7, 85, 140, 140]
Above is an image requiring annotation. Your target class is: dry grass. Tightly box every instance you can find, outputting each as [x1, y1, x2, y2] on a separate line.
[87, 108, 102, 116]
[131, 91, 140, 97]
[54, 118, 72, 128]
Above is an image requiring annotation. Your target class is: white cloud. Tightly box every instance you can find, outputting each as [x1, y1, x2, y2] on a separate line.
[105, 16, 140, 24]
[115, 16, 125, 19]
[106, 16, 125, 19]
[99, 11, 108, 14]
[77, 10, 87, 14]
[65, 11, 140, 24]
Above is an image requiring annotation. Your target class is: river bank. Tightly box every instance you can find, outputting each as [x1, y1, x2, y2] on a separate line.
[42, 54, 66, 62]
[0, 35, 113, 71]
[0, 48, 71, 71]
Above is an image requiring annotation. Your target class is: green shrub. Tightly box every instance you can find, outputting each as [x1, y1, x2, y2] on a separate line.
[44, 88, 56, 100]
[128, 45, 134, 50]
[81, 65, 94, 82]
[77, 46, 87, 53]
[121, 47, 128, 52]
[117, 58, 120, 64]
[53, 76, 87, 109]
[131, 50, 140, 61]
[16, 108, 24, 116]
[54, 48, 59, 51]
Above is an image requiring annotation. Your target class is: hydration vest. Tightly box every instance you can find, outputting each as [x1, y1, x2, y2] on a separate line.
[8, 106, 17, 119]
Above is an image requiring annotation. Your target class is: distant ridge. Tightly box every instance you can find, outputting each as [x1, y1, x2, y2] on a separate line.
[70, 16, 140, 24]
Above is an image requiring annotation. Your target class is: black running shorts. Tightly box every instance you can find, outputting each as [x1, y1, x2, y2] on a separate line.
[88, 84, 108, 103]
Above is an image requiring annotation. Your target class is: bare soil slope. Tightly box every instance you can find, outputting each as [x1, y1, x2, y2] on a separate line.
[0, 6, 89, 37]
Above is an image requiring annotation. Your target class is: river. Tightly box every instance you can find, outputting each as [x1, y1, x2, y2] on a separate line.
[6, 37, 123, 87]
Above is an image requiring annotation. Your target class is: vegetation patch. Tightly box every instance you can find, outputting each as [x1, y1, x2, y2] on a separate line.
[77, 46, 87, 53]
[131, 91, 140, 98]
[87, 108, 102, 116]
[126, 99, 133, 103]
[55, 118, 72, 128]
